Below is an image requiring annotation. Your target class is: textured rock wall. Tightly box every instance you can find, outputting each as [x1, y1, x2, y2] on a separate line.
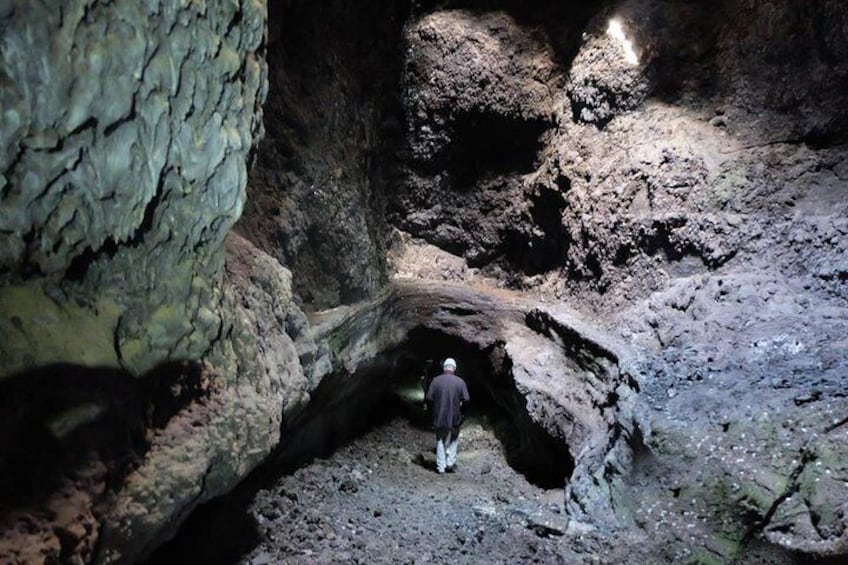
[95, 234, 308, 563]
[393, 0, 848, 294]
[389, 0, 848, 561]
[0, 1, 299, 562]
[236, 0, 408, 307]
[1, 0, 267, 377]
[394, 9, 561, 270]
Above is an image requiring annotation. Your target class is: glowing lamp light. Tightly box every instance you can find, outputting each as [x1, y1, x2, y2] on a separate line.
[607, 18, 639, 66]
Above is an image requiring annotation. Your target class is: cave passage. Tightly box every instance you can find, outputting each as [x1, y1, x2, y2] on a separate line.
[385, 327, 575, 489]
[270, 326, 575, 489]
[147, 328, 575, 564]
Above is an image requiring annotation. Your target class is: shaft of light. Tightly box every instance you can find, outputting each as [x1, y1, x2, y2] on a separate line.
[607, 19, 639, 65]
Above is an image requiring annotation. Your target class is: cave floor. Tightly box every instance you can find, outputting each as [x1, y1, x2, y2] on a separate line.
[239, 416, 592, 565]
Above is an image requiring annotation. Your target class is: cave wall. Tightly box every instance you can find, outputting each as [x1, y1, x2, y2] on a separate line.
[0, 0, 267, 377]
[0, 1, 307, 563]
[392, 0, 848, 292]
[387, 0, 848, 560]
[235, 0, 408, 307]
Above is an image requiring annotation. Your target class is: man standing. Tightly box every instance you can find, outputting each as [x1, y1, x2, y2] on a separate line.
[426, 358, 470, 474]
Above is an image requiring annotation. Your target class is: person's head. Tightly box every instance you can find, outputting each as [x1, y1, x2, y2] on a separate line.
[443, 358, 457, 373]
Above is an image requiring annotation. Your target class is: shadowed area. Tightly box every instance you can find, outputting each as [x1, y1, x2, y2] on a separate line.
[0, 362, 213, 562]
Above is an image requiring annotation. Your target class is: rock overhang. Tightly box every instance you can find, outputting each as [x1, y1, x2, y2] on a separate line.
[291, 279, 639, 507]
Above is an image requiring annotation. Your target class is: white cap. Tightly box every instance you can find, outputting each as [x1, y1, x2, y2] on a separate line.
[443, 358, 457, 370]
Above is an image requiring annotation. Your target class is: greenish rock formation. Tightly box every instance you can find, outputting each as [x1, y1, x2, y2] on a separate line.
[1, 0, 267, 378]
[0, 1, 280, 562]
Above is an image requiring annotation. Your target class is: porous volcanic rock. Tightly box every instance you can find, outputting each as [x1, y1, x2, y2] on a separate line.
[392, 9, 561, 271]
[236, 0, 408, 307]
[386, 0, 848, 561]
[95, 234, 309, 563]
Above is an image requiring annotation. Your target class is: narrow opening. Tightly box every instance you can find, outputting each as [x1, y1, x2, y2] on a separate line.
[503, 184, 569, 275]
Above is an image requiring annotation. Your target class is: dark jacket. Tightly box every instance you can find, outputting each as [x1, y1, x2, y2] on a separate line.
[426, 372, 470, 429]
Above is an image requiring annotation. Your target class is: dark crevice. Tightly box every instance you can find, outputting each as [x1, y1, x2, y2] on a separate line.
[225, 6, 243, 38]
[638, 219, 696, 263]
[64, 171, 166, 282]
[135, 170, 169, 241]
[1, 143, 25, 198]
[797, 130, 848, 151]
[143, 489, 261, 565]
[635, 218, 736, 270]
[103, 97, 138, 138]
[823, 415, 848, 435]
[31, 150, 84, 205]
[503, 184, 569, 274]
[65, 237, 120, 282]
[568, 82, 628, 130]
[68, 116, 99, 139]
[525, 308, 619, 369]
[18, 226, 45, 279]
[435, 111, 549, 190]
[740, 448, 814, 547]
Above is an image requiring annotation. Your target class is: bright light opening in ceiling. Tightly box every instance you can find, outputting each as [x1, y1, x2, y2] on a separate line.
[607, 18, 639, 66]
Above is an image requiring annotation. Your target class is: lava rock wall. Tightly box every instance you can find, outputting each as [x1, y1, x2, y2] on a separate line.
[236, 0, 408, 307]
[0, 1, 298, 562]
[392, 0, 848, 294]
[388, 0, 848, 561]
[1, 0, 267, 376]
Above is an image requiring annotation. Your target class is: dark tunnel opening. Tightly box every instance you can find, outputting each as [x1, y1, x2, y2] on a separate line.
[146, 327, 574, 564]
[259, 326, 574, 489]
[385, 327, 575, 489]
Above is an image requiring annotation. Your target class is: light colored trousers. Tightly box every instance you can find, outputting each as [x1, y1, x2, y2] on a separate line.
[435, 427, 460, 473]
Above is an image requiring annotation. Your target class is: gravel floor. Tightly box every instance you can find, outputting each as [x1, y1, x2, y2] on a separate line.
[241, 415, 587, 564]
